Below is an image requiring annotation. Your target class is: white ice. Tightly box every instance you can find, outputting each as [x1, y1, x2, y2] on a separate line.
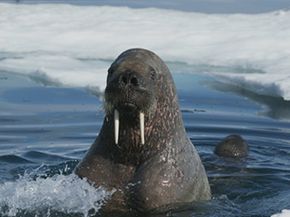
[272, 210, 290, 217]
[0, 3, 290, 100]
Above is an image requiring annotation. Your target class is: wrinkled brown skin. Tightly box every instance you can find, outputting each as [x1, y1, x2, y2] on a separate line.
[215, 134, 249, 158]
[75, 48, 211, 214]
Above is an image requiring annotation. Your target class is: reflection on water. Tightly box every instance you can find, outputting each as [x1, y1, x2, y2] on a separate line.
[208, 80, 290, 120]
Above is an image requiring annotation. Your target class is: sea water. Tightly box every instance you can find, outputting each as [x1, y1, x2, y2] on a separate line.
[0, 2, 290, 217]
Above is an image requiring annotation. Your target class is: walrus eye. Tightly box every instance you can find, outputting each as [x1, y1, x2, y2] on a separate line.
[150, 68, 156, 81]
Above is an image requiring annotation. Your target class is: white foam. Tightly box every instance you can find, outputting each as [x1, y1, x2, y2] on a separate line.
[0, 3, 290, 100]
[272, 210, 290, 217]
[0, 172, 113, 217]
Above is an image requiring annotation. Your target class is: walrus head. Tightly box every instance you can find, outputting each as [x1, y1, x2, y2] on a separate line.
[104, 49, 160, 145]
[104, 48, 181, 155]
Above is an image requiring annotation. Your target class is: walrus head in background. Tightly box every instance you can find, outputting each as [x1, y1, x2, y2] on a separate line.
[103, 48, 180, 164]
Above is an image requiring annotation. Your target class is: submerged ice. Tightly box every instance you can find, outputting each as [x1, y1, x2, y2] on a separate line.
[0, 3, 290, 100]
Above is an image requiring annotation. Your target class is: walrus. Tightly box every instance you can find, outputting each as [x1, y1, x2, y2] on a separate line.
[75, 48, 211, 214]
[214, 134, 249, 158]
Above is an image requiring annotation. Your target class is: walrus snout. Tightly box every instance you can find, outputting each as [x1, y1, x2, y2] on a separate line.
[105, 75, 155, 114]
[104, 57, 158, 146]
[105, 70, 156, 145]
[118, 70, 142, 88]
[105, 62, 157, 116]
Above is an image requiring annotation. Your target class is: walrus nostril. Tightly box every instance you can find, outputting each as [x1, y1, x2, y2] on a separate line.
[130, 76, 139, 86]
[119, 73, 139, 87]
[121, 75, 128, 85]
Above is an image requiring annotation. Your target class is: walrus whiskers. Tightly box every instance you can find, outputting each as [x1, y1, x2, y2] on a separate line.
[114, 109, 119, 144]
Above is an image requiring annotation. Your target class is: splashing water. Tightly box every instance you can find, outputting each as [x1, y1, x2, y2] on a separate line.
[0, 170, 113, 217]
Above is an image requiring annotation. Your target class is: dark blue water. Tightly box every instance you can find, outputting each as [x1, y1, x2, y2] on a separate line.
[0, 68, 290, 217]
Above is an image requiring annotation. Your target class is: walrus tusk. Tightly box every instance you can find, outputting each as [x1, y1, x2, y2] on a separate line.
[114, 109, 119, 144]
[140, 112, 145, 144]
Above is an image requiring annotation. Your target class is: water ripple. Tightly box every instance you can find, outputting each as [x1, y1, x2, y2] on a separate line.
[0, 155, 33, 164]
